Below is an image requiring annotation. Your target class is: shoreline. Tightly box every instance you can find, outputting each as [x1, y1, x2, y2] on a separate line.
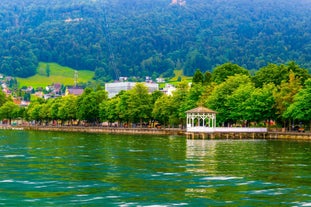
[1, 125, 186, 136]
[1, 125, 311, 140]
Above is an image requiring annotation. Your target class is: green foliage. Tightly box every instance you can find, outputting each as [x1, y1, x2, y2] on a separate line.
[46, 64, 50, 77]
[0, 101, 20, 124]
[100, 97, 119, 124]
[17, 62, 94, 88]
[244, 83, 277, 123]
[274, 72, 302, 121]
[226, 82, 255, 123]
[184, 50, 209, 76]
[285, 79, 311, 123]
[127, 83, 152, 126]
[0, 90, 7, 107]
[203, 71, 212, 86]
[171, 81, 190, 126]
[253, 62, 310, 88]
[206, 74, 252, 125]
[1, 0, 311, 78]
[116, 90, 131, 123]
[152, 95, 173, 126]
[212, 63, 250, 84]
[58, 95, 78, 123]
[192, 69, 204, 85]
[76, 88, 107, 123]
[26, 101, 44, 123]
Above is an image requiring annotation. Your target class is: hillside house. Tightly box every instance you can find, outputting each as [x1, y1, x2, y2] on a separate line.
[65, 87, 84, 96]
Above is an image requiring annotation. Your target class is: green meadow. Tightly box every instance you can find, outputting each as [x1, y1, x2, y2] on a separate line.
[159, 70, 192, 88]
[17, 62, 94, 88]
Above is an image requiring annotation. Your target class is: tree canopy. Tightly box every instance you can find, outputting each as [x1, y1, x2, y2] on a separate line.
[0, 0, 310, 79]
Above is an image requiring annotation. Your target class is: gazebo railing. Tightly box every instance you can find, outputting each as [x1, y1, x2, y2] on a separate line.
[187, 127, 267, 133]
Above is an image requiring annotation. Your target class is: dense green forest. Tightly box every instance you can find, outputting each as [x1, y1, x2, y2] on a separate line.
[0, 0, 311, 79]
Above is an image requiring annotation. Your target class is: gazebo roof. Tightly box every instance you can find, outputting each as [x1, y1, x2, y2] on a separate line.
[186, 106, 217, 114]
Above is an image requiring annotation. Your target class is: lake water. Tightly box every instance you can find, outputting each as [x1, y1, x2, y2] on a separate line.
[0, 130, 311, 206]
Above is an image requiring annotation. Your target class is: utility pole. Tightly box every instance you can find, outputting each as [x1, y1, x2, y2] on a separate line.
[74, 70, 78, 87]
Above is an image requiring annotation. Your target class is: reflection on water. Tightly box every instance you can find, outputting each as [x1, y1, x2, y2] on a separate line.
[0, 130, 311, 206]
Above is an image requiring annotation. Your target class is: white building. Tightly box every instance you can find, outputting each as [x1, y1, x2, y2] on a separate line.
[161, 84, 176, 96]
[105, 82, 159, 98]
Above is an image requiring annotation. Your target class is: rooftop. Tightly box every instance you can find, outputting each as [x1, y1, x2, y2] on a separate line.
[186, 106, 217, 114]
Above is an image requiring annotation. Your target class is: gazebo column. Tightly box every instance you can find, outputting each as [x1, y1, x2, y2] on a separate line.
[188, 114, 192, 127]
[202, 117, 205, 127]
[207, 114, 211, 128]
[191, 116, 194, 127]
[213, 114, 216, 127]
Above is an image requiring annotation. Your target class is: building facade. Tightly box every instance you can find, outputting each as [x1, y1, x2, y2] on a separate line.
[105, 82, 159, 98]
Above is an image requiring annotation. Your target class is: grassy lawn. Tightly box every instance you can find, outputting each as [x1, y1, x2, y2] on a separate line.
[17, 62, 94, 88]
[158, 70, 192, 88]
[167, 70, 192, 85]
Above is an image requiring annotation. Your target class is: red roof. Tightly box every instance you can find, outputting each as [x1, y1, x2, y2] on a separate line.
[67, 88, 84, 95]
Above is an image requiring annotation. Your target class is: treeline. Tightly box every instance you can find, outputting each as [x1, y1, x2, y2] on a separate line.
[0, 0, 311, 79]
[0, 62, 310, 130]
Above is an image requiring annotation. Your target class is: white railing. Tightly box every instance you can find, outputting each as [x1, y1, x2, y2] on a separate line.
[187, 127, 267, 133]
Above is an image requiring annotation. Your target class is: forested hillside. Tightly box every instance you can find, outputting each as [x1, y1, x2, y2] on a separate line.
[0, 0, 310, 79]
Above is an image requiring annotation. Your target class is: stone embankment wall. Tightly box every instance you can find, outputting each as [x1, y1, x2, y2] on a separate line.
[22, 126, 186, 136]
[1, 125, 311, 140]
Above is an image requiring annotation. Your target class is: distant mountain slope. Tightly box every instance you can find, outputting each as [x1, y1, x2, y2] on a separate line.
[0, 0, 310, 79]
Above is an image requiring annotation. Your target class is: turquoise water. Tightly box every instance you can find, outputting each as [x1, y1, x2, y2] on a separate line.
[0, 130, 311, 206]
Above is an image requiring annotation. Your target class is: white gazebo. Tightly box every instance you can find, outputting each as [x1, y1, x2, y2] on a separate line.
[186, 106, 217, 132]
[186, 106, 268, 134]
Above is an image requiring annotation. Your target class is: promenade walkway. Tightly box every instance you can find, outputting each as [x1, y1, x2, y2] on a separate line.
[1, 125, 310, 140]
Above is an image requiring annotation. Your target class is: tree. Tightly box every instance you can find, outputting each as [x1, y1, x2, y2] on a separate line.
[100, 97, 119, 125]
[186, 83, 204, 109]
[252, 63, 288, 88]
[244, 83, 277, 125]
[192, 69, 204, 85]
[0, 90, 7, 107]
[152, 95, 173, 127]
[285, 78, 311, 130]
[286, 61, 310, 85]
[203, 71, 212, 86]
[212, 62, 250, 84]
[171, 81, 190, 127]
[127, 83, 152, 127]
[151, 90, 163, 105]
[184, 50, 209, 76]
[26, 101, 43, 124]
[206, 74, 252, 126]
[46, 64, 50, 77]
[226, 82, 255, 124]
[117, 90, 131, 125]
[49, 98, 62, 124]
[0, 101, 20, 125]
[274, 72, 302, 128]
[39, 102, 51, 125]
[76, 88, 107, 124]
[58, 95, 78, 125]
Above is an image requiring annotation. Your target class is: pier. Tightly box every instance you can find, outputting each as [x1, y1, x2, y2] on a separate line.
[185, 131, 311, 140]
[184, 106, 311, 140]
